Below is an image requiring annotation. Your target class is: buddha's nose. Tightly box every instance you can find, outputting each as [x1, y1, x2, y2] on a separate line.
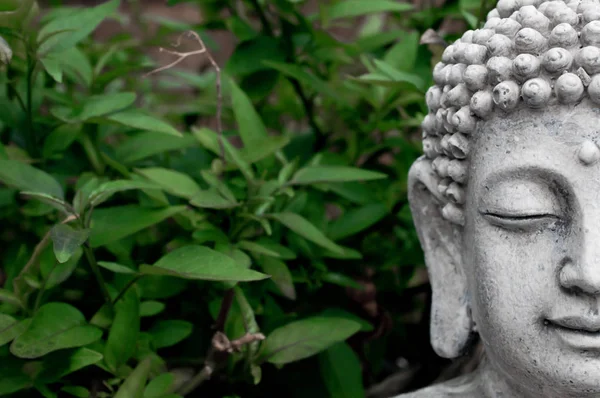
[559, 232, 600, 295]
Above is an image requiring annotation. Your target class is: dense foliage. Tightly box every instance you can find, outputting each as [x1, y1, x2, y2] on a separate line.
[0, 0, 488, 397]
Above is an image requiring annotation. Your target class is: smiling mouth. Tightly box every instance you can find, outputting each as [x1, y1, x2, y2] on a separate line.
[547, 317, 600, 334]
[547, 317, 600, 350]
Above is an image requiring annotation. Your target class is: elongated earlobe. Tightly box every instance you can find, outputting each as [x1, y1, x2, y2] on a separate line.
[408, 157, 474, 358]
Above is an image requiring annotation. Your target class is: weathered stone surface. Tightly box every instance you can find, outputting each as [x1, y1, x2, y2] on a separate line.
[403, 0, 600, 396]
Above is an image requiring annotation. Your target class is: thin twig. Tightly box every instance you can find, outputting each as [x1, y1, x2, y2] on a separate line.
[177, 331, 265, 396]
[145, 31, 225, 163]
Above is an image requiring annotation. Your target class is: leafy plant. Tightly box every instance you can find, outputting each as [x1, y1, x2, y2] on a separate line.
[0, 0, 490, 396]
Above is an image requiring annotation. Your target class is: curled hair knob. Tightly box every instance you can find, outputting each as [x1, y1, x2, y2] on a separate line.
[513, 53, 541, 81]
[470, 90, 495, 118]
[581, 21, 600, 46]
[542, 47, 573, 74]
[463, 65, 489, 91]
[452, 106, 477, 134]
[549, 23, 579, 48]
[521, 78, 552, 108]
[493, 80, 521, 110]
[555, 72, 584, 103]
[576, 46, 600, 75]
[487, 56, 513, 84]
[515, 27, 547, 55]
[486, 34, 514, 57]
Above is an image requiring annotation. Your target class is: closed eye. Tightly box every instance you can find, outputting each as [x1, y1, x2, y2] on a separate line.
[481, 212, 561, 232]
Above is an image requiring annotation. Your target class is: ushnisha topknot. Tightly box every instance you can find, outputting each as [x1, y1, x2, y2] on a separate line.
[422, 0, 600, 226]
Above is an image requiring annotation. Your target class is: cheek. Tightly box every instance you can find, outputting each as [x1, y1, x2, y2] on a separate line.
[465, 221, 562, 328]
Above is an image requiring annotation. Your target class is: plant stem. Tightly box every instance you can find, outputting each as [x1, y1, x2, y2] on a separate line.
[25, 53, 37, 157]
[81, 126, 105, 175]
[248, 0, 273, 36]
[34, 260, 57, 312]
[215, 289, 234, 332]
[83, 243, 113, 309]
[112, 275, 143, 305]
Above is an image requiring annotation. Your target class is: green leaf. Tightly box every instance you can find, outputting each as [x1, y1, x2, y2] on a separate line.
[61, 46, 93, 87]
[144, 372, 175, 398]
[192, 127, 255, 180]
[291, 166, 387, 185]
[229, 78, 268, 151]
[384, 31, 419, 72]
[115, 132, 197, 164]
[255, 239, 297, 260]
[233, 286, 261, 356]
[260, 316, 361, 365]
[88, 179, 160, 207]
[0, 316, 30, 347]
[0, 160, 64, 199]
[270, 212, 345, 255]
[36, 348, 104, 383]
[226, 36, 285, 76]
[327, 0, 413, 21]
[357, 61, 425, 91]
[89, 205, 186, 247]
[42, 123, 81, 158]
[321, 272, 364, 290]
[42, 247, 82, 289]
[239, 135, 291, 165]
[149, 320, 193, 349]
[140, 301, 165, 317]
[140, 246, 269, 282]
[114, 358, 152, 398]
[20, 192, 73, 215]
[328, 204, 388, 240]
[38, 0, 120, 55]
[258, 257, 296, 300]
[0, 357, 32, 396]
[60, 386, 90, 398]
[98, 261, 137, 274]
[136, 168, 201, 199]
[319, 342, 365, 398]
[189, 188, 239, 209]
[239, 240, 281, 258]
[106, 109, 182, 137]
[105, 288, 140, 371]
[320, 309, 374, 332]
[40, 54, 63, 82]
[0, 288, 22, 308]
[73, 92, 137, 121]
[264, 61, 349, 105]
[10, 303, 102, 359]
[50, 224, 89, 263]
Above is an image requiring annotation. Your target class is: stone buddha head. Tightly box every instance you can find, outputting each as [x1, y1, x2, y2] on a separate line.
[407, 0, 600, 396]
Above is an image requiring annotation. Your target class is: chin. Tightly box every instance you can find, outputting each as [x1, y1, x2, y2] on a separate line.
[491, 342, 600, 397]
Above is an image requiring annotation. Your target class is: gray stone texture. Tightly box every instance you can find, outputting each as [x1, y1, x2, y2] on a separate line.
[402, 0, 600, 396]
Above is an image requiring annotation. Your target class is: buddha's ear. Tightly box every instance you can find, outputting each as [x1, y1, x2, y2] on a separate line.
[408, 156, 474, 358]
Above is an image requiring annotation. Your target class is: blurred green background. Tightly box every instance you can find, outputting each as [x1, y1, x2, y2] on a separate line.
[0, 0, 489, 397]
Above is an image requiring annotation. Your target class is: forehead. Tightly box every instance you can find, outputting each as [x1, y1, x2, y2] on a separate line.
[470, 103, 600, 183]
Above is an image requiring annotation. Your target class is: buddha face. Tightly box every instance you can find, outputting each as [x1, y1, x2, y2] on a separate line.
[463, 103, 600, 396]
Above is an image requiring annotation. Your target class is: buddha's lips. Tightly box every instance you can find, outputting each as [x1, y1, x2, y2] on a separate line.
[547, 316, 600, 334]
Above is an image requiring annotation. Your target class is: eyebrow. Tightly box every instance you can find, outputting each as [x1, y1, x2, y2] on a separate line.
[478, 166, 571, 209]
[480, 166, 569, 191]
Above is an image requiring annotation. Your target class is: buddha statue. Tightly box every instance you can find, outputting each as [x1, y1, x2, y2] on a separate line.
[400, 0, 600, 396]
